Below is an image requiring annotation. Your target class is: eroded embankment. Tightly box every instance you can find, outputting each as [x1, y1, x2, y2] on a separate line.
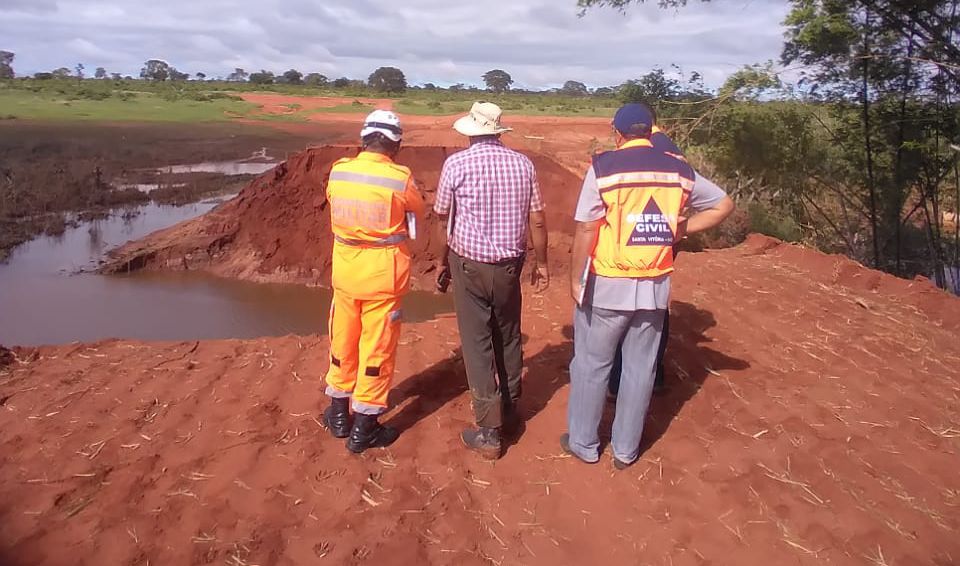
[99, 145, 582, 288]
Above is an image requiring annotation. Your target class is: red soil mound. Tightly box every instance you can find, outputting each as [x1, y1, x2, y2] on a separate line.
[101, 145, 582, 287]
[739, 234, 960, 332]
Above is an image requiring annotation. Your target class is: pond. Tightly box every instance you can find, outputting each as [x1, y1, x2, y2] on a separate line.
[0, 198, 453, 346]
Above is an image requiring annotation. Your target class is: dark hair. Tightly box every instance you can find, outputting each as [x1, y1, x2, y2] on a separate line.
[361, 132, 400, 154]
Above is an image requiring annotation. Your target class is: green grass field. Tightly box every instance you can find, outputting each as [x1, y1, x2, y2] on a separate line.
[393, 92, 619, 116]
[0, 79, 621, 122]
[0, 90, 259, 122]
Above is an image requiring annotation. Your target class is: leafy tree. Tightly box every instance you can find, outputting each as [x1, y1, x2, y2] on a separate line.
[0, 51, 13, 79]
[577, 0, 702, 10]
[249, 70, 275, 84]
[483, 69, 513, 93]
[281, 69, 304, 84]
[94, 67, 107, 79]
[782, 0, 960, 280]
[140, 59, 171, 81]
[561, 80, 589, 97]
[719, 62, 782, 100]
[75, 63, 85, 80]
[423, 82, 438, 90]
[368, 66, 407, 93]
[196, 72, 207, 81]
[332, 77, 350, 88]
[169, 68, 189, 81]
[111, 73, 122, 81]
[33, 72, 53, 80]
[620, 68, 682, 103]
[304, 73, 328, 86]
[593, 86, 616, 97]
[227, 68, 248, 82]
[51, 67, 72, 79]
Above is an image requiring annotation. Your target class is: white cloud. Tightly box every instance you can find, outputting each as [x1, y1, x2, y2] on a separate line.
[0, 0, 792, 88]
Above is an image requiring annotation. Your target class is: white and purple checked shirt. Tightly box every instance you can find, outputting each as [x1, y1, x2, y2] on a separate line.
[434, 139, 545, 263]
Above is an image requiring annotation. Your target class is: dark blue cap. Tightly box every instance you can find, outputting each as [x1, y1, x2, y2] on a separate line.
[613, 103, 655, 137]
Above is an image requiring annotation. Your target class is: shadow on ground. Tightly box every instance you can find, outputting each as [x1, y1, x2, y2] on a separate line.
[639, 301, 751, 452]
[386, 300, 749, 457]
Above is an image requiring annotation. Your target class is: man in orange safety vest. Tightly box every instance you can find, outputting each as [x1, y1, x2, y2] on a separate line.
[322, 110, 425, 454]
[564, 102, 735, 469]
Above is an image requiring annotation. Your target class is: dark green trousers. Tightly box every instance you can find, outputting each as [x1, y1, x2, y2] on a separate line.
[449, 250, 524, 429]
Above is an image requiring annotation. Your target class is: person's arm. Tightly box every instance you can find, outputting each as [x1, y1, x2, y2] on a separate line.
[529, 210, 549, 292]
[676, 173, 735, 240]
[570, 164, 606, 304]
[570, 220, 601, 304]
[433, 160, 455, 271]
[528, 164, 549, 292]
[680, 197, 735, 238]
[403, 177, 425, 239]
[435, 213, 450, 266]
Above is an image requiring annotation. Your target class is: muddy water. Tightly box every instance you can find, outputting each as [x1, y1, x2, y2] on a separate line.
[157, 161, 278, 175]
[0, 199, 453, 346]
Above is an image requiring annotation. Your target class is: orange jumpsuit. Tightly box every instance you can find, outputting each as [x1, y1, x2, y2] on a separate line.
[324, 151, 424, 414]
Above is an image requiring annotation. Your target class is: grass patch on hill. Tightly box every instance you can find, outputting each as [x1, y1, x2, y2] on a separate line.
[0, 89, 257, 122]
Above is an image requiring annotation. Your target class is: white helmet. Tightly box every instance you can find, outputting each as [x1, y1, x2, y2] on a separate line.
[361, 109, 402, 142]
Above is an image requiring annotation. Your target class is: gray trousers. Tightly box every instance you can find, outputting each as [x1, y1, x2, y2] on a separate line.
[567, 304, 665, 464]
[449, 251, 524, 429]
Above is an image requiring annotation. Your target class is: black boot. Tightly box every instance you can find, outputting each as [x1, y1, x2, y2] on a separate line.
[346, 413, 399, 454]
[322, 397, 352, 439]
[461, 426, 502, 460]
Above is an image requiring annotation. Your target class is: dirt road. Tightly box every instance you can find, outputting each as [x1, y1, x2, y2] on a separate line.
[2, 235, 959, 565]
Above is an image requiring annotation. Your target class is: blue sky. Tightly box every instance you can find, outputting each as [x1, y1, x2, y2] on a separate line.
[0, 0, 792, 89]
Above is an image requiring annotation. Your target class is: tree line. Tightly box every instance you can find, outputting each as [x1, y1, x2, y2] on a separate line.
[0, 52, 711, 99]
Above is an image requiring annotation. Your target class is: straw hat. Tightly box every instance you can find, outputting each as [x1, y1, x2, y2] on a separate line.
[453, 101, 513, 137]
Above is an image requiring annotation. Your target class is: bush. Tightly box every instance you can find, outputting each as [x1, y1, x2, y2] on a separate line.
[688, 206, 751, 249]
[747, 202, 802, 242]
[188, 91, 241, 102]
[74, 88, 111, 101]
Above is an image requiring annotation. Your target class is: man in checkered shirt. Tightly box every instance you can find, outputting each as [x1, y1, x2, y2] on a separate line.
[434, 102, 550, 460]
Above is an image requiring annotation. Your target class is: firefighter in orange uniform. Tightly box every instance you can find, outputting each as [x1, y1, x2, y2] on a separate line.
[322, 110, 424, 454]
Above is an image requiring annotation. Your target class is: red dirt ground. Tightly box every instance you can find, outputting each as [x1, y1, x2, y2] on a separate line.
[3, 100, 960, 565]
[241, 94, 395, 115]
[3, 237, 960, 565]
[236, 93, 611, 173]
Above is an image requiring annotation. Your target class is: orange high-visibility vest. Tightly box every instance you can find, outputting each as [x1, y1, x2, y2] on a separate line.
[327, 151, 423, 299]
[591, 138, 696, 279]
